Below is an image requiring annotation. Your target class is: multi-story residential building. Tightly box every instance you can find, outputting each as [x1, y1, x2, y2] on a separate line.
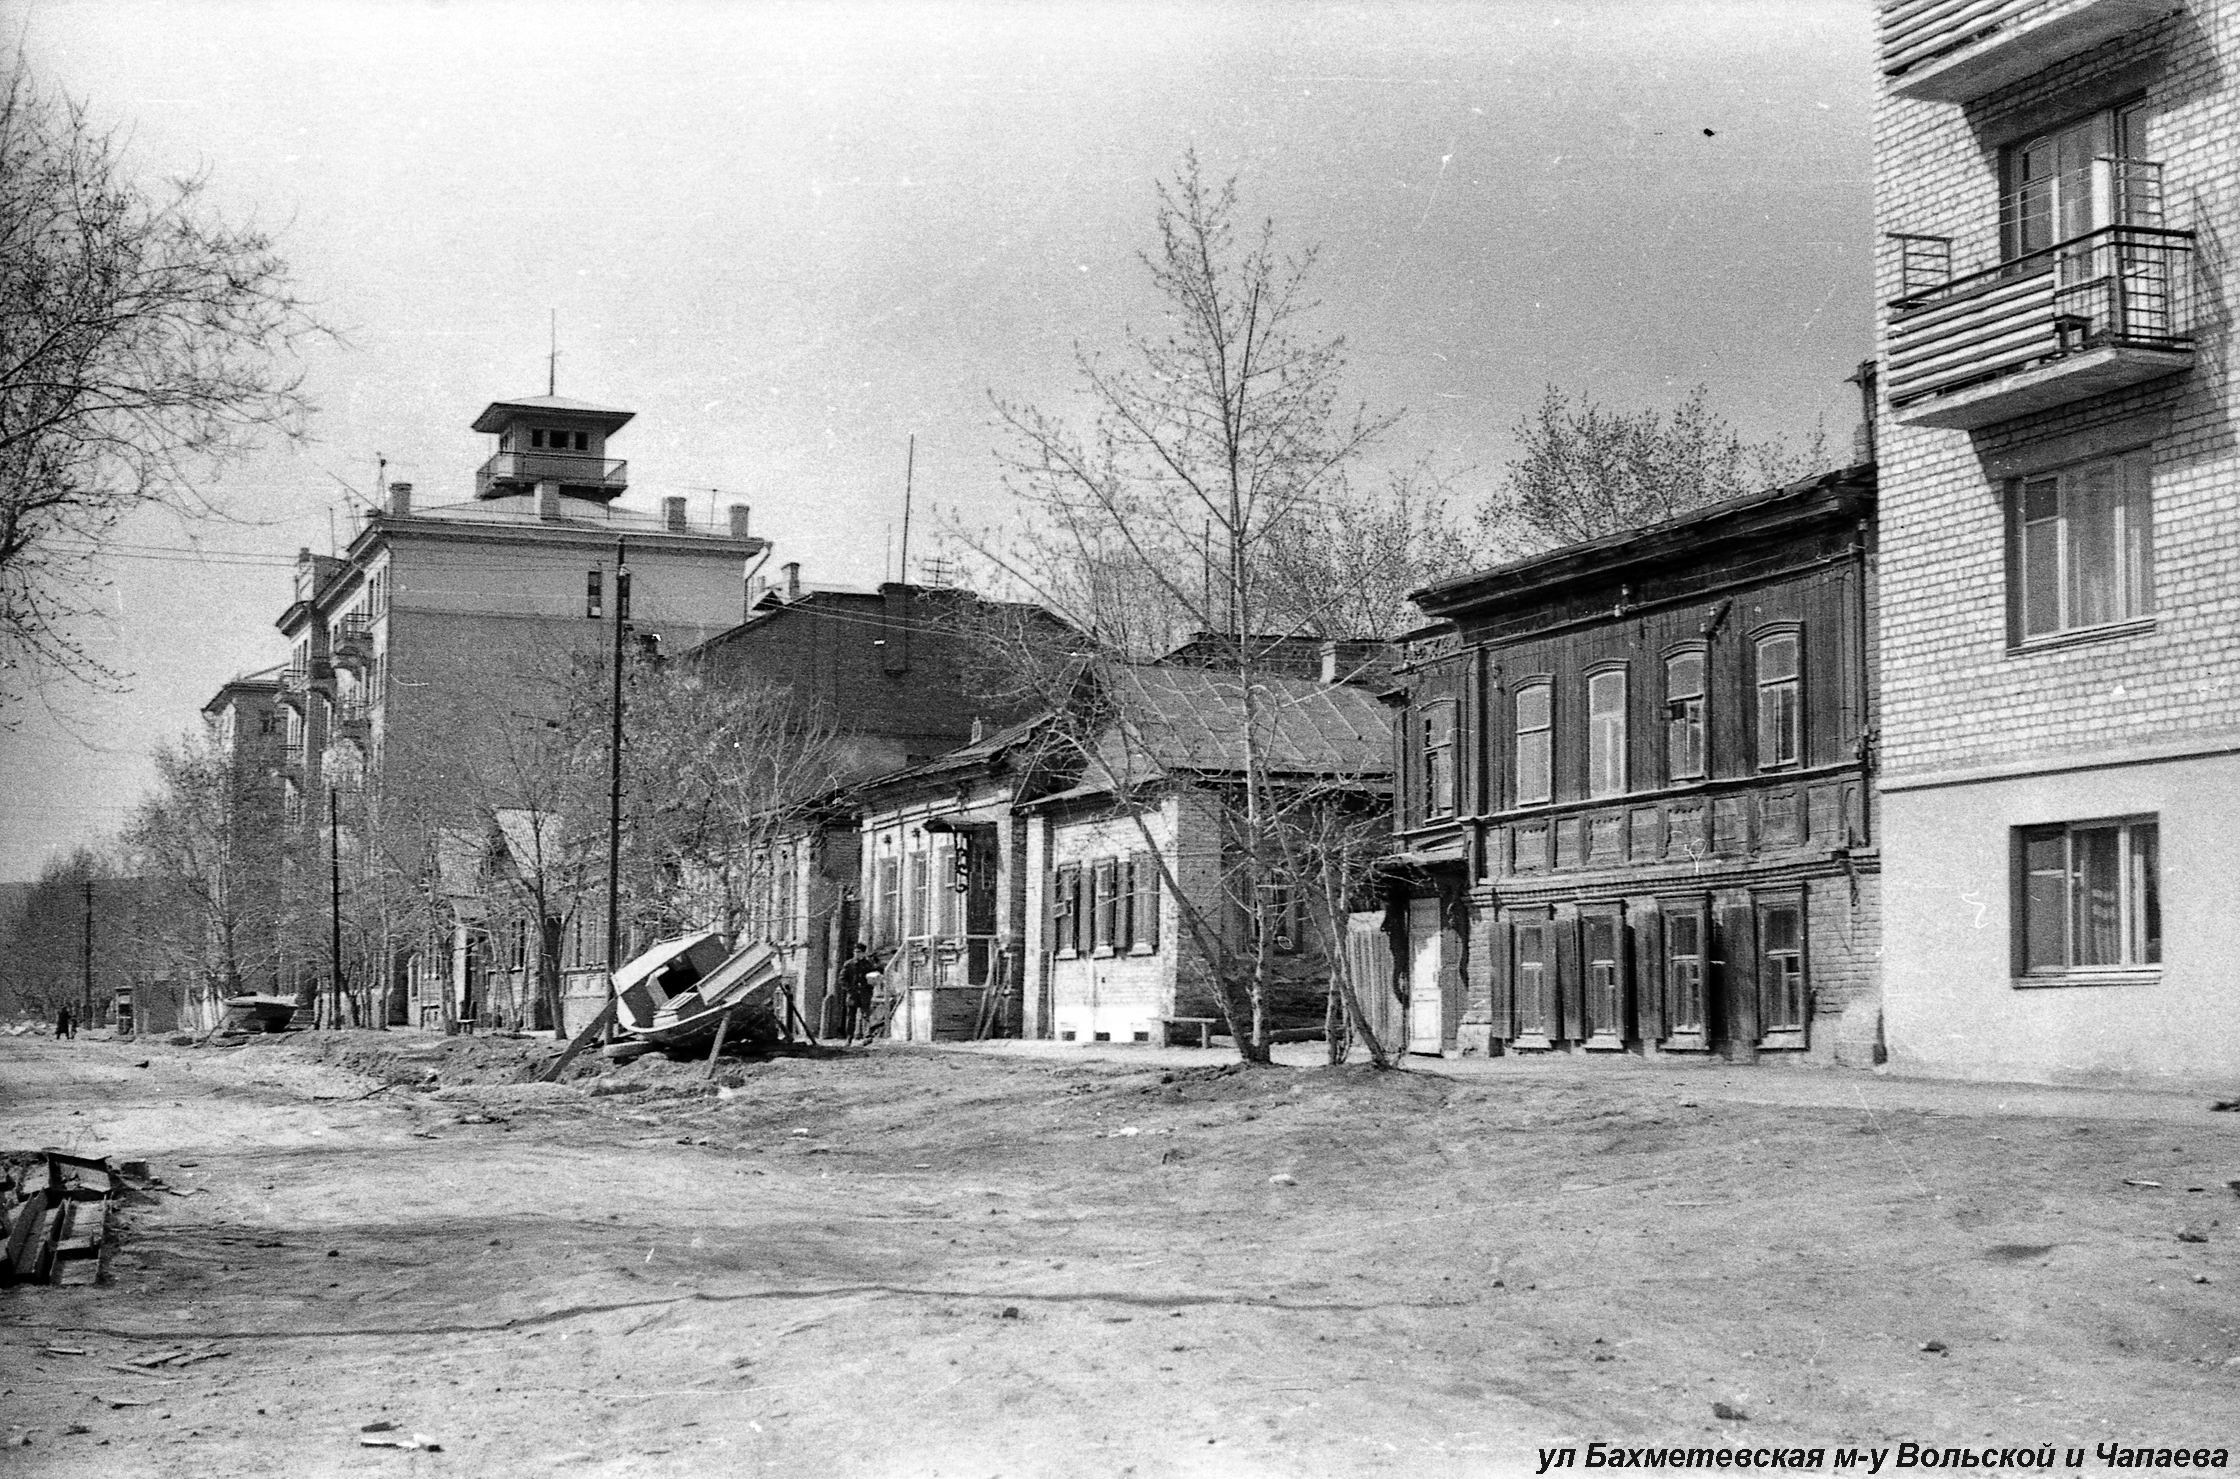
[272, 392, 766, 1028]
[1390, 469, 1882, 1064]
[1874, 0, 2234, 1085]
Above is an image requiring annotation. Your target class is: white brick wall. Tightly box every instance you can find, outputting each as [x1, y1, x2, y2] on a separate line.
[1876, 8, 2240, 781]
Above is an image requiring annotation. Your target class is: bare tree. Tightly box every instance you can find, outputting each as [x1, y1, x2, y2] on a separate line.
[116, 732, 289, 1020]
[0, 53, 325, 700]
[961, 155, 1443, 1066]
[1481, 385, 1829, 551]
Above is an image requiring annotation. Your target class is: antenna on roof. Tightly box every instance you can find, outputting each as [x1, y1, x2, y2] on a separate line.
[548, 310, 559, 397]
[898, 434, 916, 586]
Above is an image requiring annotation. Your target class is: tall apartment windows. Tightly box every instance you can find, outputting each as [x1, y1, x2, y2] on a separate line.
[1665, 650, 1706, 781]
[2014, 455, 2153, 641]
[1586, 669, 1627, 798]
[2002, 102, 2146, 259]
[1758, 898, 1806, 1034]
[2017, 816, 2160, 978]
[1421, 701, 1457, 819]
[1754, 633, 1800, 769]
[1514, 683, 1552, 806]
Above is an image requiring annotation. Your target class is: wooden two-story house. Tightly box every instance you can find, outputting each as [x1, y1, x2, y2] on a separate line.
[1391, 466, 1882, 1065]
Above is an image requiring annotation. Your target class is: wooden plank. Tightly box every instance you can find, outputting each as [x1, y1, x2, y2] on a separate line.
[702, 1010, 732, 1080]
[538, 997, 618, 1083]
[3, 1189, 48, 1279]
[14, 1205, 60, 1284]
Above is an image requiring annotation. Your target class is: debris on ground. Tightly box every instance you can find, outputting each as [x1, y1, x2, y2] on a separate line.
[1, 1150, 123, 1286]
[1712, 1401, 1749, 1420]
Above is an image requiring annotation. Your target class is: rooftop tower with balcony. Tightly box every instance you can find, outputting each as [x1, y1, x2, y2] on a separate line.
[266, 389, 767, 1030]
[1873, 0, 2240, 1087]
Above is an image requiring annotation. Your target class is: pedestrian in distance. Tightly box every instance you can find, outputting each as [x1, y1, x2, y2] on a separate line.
[55, 1004, 73, 1040]
[836, 942, 881, 1043]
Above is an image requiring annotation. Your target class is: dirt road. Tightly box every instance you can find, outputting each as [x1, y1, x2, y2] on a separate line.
[1, 1033, 2236, 1477]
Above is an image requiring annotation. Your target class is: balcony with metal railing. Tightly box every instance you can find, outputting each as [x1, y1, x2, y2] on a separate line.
[1881, 0, 2180, 104]
[1886, 160, 2193, 430]
[474, 449, 629, 499]
[329, 616, 372, 671]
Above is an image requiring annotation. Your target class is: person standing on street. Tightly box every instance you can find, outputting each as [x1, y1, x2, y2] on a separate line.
[836, 942, 881, 1043]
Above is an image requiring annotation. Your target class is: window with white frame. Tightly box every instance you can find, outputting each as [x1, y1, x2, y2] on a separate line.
[1665, 649, 1706, 782]
[2013, 454, 2153, 641]
[1514, 683, 1552, 806]
[1757, 897, 1806, 1035]
[1754, 632, 1800, 770]
[2016, 816, 2160, 978]
[1586, 668, 1627, 799]
[2002, 101, 2148, 260]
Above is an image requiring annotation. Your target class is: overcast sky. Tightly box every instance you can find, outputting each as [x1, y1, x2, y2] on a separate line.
[1, 0, 1875, 881]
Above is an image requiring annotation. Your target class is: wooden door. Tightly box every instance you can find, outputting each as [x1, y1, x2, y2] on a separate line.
[1407, 896, 1444, 1055]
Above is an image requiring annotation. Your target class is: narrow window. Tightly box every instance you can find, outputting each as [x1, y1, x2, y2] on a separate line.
[531, 429, 546, 449]
[1587, 669, 1627, 799]
[1758, 900, 1806, 1033]
[573, 431, 589, 451]
[1665, 650, 1706, 781]
[1755, 634, 1800, 770]
[1582, 910, 1622, 1040]
[1514, 683, 1552, 806]
[876, 851, 901, 948]
[2016, 817, 2160, 976]
[585, 570, 603, 619]
[2015, 456, 2153, 640]
[1421, 702, 1457, 819]
[1092, 858, 1118, 953]
[1665, 908, 1705, 1035]
[1054, 864, 1081, 956]
[1514, 920, 1552, 1040]
[907, 843, 930, 940]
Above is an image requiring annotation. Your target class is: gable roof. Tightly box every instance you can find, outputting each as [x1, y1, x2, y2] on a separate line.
[1092, 662, 1391, 783]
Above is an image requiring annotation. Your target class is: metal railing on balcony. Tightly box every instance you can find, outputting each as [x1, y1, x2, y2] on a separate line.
[1886, 222, 2193, 410]
[473, 449, 629, 498]
[330, 616, 372, 670]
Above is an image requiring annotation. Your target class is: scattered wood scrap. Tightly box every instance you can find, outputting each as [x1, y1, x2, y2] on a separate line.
[0, 1151, 125, 1287]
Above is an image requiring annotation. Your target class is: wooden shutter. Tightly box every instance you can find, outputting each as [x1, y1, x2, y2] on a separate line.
[1491, 914, 1514, 1042]
[1133, 853, 1160, 951]
[1554, 905, 1583, 1042]
[1633, 908, 1663, 1044]
[1716, 900, 1758, 1052]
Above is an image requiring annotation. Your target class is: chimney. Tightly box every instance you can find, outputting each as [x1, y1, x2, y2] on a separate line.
[663, 496, 688, 533]
[386, 481, 413, 517]
[535, 480, 561, 521]
[727, 502, 752, 541]
[1319, 640, 1340, 686]
[783, 562, 801, 602]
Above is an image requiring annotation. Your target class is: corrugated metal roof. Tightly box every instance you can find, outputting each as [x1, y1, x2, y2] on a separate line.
[1102, 663, 1391, 779]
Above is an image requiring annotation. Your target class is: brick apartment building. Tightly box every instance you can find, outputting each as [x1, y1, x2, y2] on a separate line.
[1391, 469, 1882, 1064]
[1875, 0, 2235, 1083]
[272, 392, 766, 1027]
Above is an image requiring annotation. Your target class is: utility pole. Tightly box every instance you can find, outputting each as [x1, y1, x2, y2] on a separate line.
[80, 873, 93, 1026]
[329, 786, 345, 1030]
[603, 537, 630, 1032]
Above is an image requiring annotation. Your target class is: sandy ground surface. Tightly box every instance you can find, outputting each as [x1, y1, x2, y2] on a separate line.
[1, 1031, 2237, 1478]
